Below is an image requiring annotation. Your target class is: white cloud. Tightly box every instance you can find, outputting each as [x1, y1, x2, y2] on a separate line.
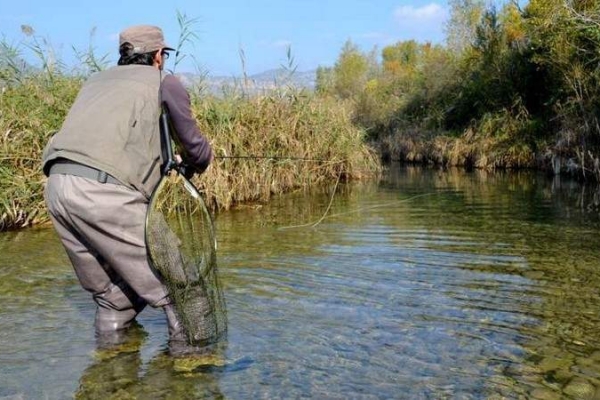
[392, 3, 449, 42]
[394, 3, 447, 22]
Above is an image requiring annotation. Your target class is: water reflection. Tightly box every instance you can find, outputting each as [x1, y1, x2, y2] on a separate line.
[74, 324, 230, 400]
[4, 166, 600, 398]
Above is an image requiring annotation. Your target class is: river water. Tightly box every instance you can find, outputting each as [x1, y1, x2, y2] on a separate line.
[3, 165, 600, 399]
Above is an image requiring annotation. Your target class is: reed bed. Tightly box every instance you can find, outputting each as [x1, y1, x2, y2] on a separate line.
[192, 92, 380, 210]
[0, 77, 380, 231]
[379, 109, 539, 171]
[381, 132, 537, 171]
[0, 17, 380, 231]
[0, 75, 80, 230]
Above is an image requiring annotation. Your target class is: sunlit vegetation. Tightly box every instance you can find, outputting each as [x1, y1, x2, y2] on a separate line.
[318, 0, 600, 179]
[6, 0, 600, 230]
[0, 23, 380, 231]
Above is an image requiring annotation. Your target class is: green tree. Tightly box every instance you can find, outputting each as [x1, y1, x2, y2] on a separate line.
[526, 0, 600, 148]
[315, 65, 334, 94]
[445, 0, 486, 54]
[381, 40, 421, 95]
[382, 40, 419, 74]
[333, 40, 369, 99]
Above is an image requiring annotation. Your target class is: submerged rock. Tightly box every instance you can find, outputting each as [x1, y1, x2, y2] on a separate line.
[562, 378, 596, 399]
[530, 387, 562, 400]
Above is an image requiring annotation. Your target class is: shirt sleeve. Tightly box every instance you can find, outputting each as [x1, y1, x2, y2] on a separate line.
[160, 74, 212, 174]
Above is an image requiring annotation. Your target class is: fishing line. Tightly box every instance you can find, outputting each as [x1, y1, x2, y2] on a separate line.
[278, 191, 455, 230]
[277, 170, 343, 230]
[214, 155, 336, 163]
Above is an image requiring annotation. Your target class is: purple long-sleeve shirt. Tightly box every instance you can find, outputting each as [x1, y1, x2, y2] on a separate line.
[161, 74, 212, 173]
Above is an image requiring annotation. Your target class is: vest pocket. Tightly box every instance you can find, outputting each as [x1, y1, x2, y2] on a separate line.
[142, 156, 160, 185]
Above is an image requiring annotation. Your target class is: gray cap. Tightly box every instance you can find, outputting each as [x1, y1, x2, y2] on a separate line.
[119, 25, 175, 54]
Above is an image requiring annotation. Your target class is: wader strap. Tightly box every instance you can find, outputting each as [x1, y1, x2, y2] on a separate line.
[49, 161, 122, 186]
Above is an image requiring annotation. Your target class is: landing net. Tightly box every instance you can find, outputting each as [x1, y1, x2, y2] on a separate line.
[145, 173, 227, 346]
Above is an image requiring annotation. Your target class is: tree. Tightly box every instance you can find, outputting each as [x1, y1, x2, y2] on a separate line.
[445, 0, 486, 54]
[382, 40, 419, 75]
[333, 40, 369, 99]
[315, 66, 334, 94]
[526, 0, 600, 145]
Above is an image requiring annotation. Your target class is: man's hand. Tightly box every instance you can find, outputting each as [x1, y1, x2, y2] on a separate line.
[174, 154, 196, 179]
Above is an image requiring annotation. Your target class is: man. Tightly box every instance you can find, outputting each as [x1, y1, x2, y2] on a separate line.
[42, 25, 212, 345]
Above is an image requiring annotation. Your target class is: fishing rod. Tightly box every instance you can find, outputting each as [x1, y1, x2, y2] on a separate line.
[214, 155, 333, 162]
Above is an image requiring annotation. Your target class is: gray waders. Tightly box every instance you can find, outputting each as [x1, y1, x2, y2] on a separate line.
[44, 173, 184, 344]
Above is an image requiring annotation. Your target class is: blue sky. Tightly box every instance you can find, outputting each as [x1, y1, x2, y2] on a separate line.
[1, 0, 455, 76]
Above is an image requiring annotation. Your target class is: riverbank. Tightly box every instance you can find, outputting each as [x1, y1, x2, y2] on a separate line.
[377, 122, 596, 179]
[314, 2, 600, 183]
[0, 76, 380, 231]
[377, 127, 538, 171]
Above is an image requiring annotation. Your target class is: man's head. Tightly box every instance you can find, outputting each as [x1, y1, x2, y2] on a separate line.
[117, 25, 175, 68]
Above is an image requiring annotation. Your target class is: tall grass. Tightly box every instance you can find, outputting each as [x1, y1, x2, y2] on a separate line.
[0, 73, 80, 230]
[193, 92, 380, 210]
[379, 106, 537, 171]
[0, 31, 380, 231]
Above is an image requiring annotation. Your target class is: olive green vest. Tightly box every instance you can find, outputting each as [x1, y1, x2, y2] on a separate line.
[43, 65, 164, 198]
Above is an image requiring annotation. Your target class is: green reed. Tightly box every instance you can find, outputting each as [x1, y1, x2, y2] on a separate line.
[0, 72, 81, 230]
[0, 43, 380, 231]
[191, 92, 381, 210]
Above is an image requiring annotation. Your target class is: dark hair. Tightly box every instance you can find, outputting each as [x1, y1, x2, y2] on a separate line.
[117, 42, 158, 66]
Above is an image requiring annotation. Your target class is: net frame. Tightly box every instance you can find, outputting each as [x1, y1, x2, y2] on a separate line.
[144, 99, 226, 346]
[145, 172, 227, 346]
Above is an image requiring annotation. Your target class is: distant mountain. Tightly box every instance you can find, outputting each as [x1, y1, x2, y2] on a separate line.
[248, 68, 316, 88]
[0, 62, 316, 95]
[176, 68, 316, 96]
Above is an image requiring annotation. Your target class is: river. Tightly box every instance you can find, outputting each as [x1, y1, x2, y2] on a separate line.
[2, 165, 600, 399]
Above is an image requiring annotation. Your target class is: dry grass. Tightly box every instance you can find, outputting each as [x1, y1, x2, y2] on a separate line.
[0, 76, 80, 230]
[0, 78, 380, 231]
[192, 92, 381, 210]
[379, 107, 538, 171]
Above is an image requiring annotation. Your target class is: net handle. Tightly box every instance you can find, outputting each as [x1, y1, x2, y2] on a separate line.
[160, 104, 178, 176]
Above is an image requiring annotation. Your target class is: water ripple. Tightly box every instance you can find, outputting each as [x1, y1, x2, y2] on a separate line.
[4, 168, 600, 399]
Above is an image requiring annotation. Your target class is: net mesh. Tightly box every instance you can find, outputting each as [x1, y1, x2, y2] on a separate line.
[145, 173, 227, 346]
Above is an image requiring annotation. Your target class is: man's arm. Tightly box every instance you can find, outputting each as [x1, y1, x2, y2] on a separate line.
[161, 74, 212, 174]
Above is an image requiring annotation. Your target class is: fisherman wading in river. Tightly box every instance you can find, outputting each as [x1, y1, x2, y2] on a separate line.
[41, 25, 212, 349]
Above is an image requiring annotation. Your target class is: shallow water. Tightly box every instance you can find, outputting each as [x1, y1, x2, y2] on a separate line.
[3, 165, 600, 399]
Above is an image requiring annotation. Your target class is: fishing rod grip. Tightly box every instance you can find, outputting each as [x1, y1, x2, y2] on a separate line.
[160, 103, 177, 175]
